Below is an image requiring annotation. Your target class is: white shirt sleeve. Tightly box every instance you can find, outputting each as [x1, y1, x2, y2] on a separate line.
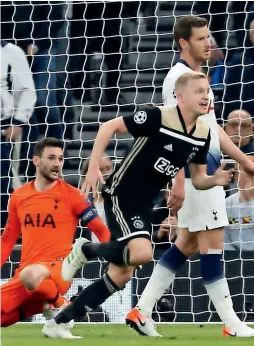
[10, 45, 36, 124]
[162, 76, 177, 106]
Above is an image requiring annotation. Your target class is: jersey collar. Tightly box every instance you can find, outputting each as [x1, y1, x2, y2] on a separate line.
[178, 59, 193, 70]
[176, 105, 196, 136]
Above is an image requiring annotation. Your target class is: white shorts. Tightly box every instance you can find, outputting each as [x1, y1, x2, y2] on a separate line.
[177, 178, 229, 232]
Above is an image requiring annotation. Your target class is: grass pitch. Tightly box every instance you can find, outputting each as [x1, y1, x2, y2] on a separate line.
[2, 324, 252, 346]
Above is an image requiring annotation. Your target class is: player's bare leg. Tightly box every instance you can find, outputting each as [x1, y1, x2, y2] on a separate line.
[20, 264, 66, 307]
[44, 237, 154, 338]
[198, 228, 254, 337]
[62, 237, 153, 282]
[127, 229, 198, 336]
[43, 263, 133, 339]
[137, 229, 198, 315]
[19, 264, 75, 331]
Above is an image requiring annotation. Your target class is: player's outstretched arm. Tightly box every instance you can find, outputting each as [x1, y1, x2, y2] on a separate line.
[189, 162, 234, 190]
[81, 117, 128, 197]
[218, 126, 254, 175]
[1, 195, 21, 267]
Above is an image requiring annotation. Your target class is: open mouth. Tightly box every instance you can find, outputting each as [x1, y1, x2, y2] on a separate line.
[199, 102, 208, 107]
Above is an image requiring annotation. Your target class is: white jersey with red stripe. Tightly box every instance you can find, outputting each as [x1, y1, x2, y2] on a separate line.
[162, 60, 221, 176]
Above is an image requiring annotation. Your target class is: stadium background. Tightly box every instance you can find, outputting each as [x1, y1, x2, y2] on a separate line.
[1, 1, 254, 324]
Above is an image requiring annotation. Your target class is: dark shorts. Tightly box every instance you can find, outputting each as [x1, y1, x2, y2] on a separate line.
[103, 193, 151, 243]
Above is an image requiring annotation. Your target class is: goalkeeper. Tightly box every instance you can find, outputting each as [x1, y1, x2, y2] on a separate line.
[42, 71, 235, 338]
[126, 16, 254, 338]
[0, 137, 110, 338]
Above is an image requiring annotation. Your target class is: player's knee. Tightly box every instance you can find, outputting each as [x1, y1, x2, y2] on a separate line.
[19, 268, 38, 290]
[198, 228, 224, 253]
[108, 264, 134, 286]
[128, 237, 153, 265]
[176, 229, 199, 257]
[129, 246, 153, 265]
[184, 242, 199, 257]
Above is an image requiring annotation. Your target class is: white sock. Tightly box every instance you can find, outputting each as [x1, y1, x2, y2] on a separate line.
[205, 278, 241, 328]
[137, 263, 176, 318]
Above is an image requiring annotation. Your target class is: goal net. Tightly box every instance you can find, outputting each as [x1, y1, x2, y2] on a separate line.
[1, 1, 254, 324]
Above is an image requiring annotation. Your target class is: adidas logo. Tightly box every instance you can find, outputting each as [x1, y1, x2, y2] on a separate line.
[164, 144, 173, 151]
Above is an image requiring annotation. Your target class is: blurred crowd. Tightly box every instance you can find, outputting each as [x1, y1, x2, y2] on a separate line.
[1, 1, 253, 252]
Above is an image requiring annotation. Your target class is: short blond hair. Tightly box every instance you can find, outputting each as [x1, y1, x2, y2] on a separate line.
[175, 72, 208, 93]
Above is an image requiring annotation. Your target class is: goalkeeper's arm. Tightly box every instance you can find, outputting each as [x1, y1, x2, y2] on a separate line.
[78, 202, 111, 243]
[1, 195, 21, 267]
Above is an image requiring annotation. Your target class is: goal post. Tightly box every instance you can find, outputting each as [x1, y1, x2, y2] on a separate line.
[1, 1, 254, 324]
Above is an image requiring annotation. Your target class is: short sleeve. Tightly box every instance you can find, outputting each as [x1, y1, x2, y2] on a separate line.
[123, 107, 161, 137]
[191, 130, 211, 165]
[162, 76, 177, 106]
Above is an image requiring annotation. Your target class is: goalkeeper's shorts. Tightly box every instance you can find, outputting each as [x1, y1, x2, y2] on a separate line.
[103, 193, 151, 243]
[1, 261, 71, 314]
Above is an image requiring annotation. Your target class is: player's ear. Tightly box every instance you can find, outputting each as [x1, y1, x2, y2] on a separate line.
[179, 38, 187, 50]
[176, 91, 184, 104]
[33, 155, 39, 167]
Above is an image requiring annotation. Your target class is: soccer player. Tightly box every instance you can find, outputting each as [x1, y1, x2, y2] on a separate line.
[126, 16, 254, 337]
[1, 137, 110, 339]
[42, 71, 234, 338]
[1, 40, 36, 229]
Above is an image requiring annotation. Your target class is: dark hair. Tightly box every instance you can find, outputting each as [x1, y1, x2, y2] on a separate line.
[174, 16, 208, 50]
[34, 137, 64, 157]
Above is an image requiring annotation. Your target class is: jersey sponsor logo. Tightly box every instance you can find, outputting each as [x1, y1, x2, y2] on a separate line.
[154, 157, 180, 177]
[164, 144, 173, 151]
[131, 216, 144, 229]
[24, 213, 56, 228]
[134, 111, 147, 124]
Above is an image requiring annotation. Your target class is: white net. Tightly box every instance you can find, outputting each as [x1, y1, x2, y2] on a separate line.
[1, 1, 254, 324]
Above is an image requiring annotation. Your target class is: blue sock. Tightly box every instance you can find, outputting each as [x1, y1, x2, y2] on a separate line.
[159, 245, 188, 273]
[199, 253, 223, 284]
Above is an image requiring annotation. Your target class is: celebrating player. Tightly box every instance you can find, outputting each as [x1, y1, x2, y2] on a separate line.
[1, 137, 110, 339]
[42, 71, 235, 338]
[126, 16, 254, 338]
